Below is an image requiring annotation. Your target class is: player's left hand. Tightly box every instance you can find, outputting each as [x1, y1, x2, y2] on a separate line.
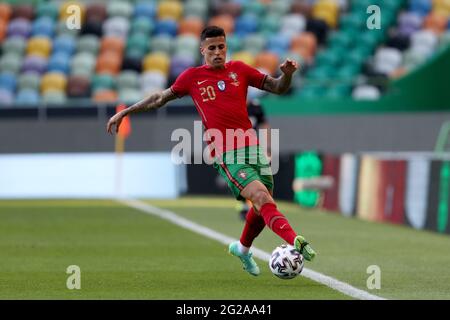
[280, 59, 299, 76]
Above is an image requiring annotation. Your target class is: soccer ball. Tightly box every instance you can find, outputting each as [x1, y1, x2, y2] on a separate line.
[269, 244, 304, 279]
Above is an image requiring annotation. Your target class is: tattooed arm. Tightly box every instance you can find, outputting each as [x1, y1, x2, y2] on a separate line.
[262, 59, 299, 95]
[106, 88, 177, 134]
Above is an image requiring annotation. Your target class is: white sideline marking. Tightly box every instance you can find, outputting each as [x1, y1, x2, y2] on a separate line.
[118, 198, 386, 301]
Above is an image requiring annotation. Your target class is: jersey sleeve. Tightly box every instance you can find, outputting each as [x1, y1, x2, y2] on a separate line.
[170, 68, 192, 98]
[237, 61, 267, 90]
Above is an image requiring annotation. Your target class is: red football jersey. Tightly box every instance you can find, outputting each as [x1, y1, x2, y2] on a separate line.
[170, 60, 267, 156]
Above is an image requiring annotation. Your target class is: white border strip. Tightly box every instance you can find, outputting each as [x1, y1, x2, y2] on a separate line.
[118, 198, 386, 300]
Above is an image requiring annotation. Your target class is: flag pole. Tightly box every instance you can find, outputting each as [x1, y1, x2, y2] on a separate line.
[115, 134, 125, 198]
[114, 104, 131, 199]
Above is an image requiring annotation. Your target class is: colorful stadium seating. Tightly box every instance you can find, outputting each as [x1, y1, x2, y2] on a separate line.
[0, 0, 449, 106]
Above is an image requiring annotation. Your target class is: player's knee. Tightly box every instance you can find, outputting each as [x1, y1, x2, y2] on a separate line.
[252, 189, 273, 209]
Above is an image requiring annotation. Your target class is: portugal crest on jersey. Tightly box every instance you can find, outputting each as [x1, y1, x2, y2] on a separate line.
[217, 80, 226, 91]
[229, 72, 240, 86]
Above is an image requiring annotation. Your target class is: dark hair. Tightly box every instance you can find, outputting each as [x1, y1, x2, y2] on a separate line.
[200, 26, 226, 42]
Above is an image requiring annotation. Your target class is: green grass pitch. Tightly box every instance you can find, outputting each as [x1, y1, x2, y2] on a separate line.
[1, 197, 449, 299]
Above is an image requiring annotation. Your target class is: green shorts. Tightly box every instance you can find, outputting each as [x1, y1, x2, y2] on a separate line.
[214, 146, 274, 200]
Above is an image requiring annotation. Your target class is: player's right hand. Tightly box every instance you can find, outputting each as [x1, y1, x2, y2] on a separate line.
[106, 113, 123, 134]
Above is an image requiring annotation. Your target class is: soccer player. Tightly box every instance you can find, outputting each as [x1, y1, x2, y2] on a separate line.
[106, 26, 316, 276]
[237, 98, 271, 221]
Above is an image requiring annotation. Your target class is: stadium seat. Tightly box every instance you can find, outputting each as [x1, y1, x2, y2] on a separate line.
[0, 20, 6, 42]
[0, 72, 17, 92]
[0, 3, 12, 22]
[42, 89, 67, 104]
[100, 36, 125, 56]
[184, 0, 208, 19]
[154, 19, 178, 37]
[402, 47, 427, 70]
[7, 18, 31, 38]
[410, 0, 432, 16]
[1, 54, 22, 74]
[291, 0, 312, 17]
[143, 52, 170, 74]
[0, 88, 14, 105]
[27, 36, 52, 58]
[158, 0, 183, 21]
[173, 34, 199, 57]
[85, 3, 107, 22]
[213, 1, 241, 18]
[226, 34, 242, 54]
[410, 30, 438, 55]
[36, 2, 58, 20]
[169, 54, 196, 79]
[2, 36, 26, 56]
[96, 52, 122, 75]
[242, 34, 266, 55]
[18, 72, 41, 91]
[280, 14, 307, 38]
[15, 88, 40, 105]
[339, 12, 366, 31]
[178, 17, 204, 36]
[31, 16, 55, 38]
[131, 17, 154, 36]
[260, 14, 281, 35]
[267, 33, 291, 57]
[118, 88, 142, 104]
[232, 51, 255, 66]
[70, 52, 96, 76]
[93, 89, 118, 103]
[134, 1, 156, 19]
[373, 47, 403, 75]
[235, 13, 259, 36]
[267, 0, 290, 16]
[423, 11, 448, 34]
[41, 72, 67, 94]
[117, 70, 140, 90]
[140, 71, 167, 94]
[77, 35, 100, 55]
[126, 33, 150, 59]
[67, 75, 90, 98]
[254, 52, 279, 75]
[12, 4, 34, 21]
[53, 35, 76, 56]
[325, 84, 351, 98]
[149, 35, 173, 55]
[47, 53, 71, 74]
[208, 14, 235, 34]
[107, 1, 133, 19]
[242, 0, 266, 17]
[21, 55, 46, 75]
[102, 16, 129, 39]
[290, 32, 318, 61]
[92, 73, 116, 93]
[352, 85, 381, 100]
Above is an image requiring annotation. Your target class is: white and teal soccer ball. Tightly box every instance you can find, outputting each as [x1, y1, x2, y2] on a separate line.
[269, 244, 304, 279]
